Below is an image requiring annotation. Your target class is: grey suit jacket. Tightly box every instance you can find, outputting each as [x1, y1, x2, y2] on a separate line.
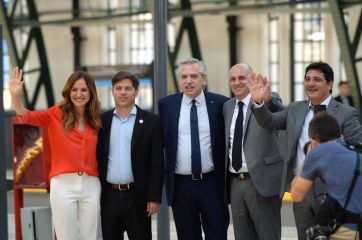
[252, 97, 362, 195]
[223, 93, 285, 198]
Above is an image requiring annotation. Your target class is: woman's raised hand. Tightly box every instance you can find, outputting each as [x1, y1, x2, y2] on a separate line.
[9, 67, 24, 96]
[9, 67, 26, 116]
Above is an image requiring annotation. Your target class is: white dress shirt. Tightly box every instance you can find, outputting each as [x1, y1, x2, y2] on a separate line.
[175, 91, 214, 174]
[229, 94, 251, 173]
[294, 95, 332, 173]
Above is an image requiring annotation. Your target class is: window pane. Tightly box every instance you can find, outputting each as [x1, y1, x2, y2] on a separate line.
[270, 21, 278, 41]
[268, 14, 280, 95]
[294, 42, 303, 61]
[270, 43, 278, 62]
[295, 84, 305, 101]
[294, 63, 304, 83]
[270, 64, 278, 85]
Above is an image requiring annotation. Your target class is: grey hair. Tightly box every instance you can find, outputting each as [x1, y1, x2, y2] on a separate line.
[229, 63, 253, 75]
[176, 58, 207, 78]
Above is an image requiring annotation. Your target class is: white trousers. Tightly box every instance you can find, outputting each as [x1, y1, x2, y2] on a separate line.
[50, 173, 101, 240]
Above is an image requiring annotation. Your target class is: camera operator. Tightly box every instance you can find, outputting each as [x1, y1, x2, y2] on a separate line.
[291, 112, 361, 240]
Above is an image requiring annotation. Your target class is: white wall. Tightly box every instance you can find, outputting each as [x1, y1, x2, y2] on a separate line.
[36, 1, 72, 107]
[195, 14, 230, 96]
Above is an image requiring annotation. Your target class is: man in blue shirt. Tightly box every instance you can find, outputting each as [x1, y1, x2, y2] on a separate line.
[97, 71, 164, 240]
[291, 112, 361, 240]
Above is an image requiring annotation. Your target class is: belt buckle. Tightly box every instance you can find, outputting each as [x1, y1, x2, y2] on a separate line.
[239, 173, 246, 179]
[118, 184, 130, 191]
[192, 174, 203, 180]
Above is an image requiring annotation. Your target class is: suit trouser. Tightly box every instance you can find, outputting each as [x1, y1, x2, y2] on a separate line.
[230, 176, 282, 240]
[101, 184, 152, 240]
[50, 173, 101, 240]
[171, 173, 229, 240]
[293, 190, 320, 240]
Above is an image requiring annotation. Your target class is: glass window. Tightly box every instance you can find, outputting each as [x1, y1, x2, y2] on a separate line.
[268, 14, 280, 92]
[2, 38, 11, 109]
[101, 0, 154, 110]
[293, 2, 324, 101]
[129, 13, 153, 64]
[95, 78, 153, 111]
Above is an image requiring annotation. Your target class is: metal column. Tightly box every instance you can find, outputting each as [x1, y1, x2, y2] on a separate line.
[0, 25, 9, 240]
[72, 0, 82, 71]
[153, 1, 170, 240]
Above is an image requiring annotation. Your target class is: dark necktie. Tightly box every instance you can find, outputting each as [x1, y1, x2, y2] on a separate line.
[190, 100, 201, 177]
[311, 104, 326, 114]
[232, 101, 244, 172]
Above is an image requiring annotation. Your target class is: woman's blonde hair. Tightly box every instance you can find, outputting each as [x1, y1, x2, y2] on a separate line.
[58, 71, 101, 133]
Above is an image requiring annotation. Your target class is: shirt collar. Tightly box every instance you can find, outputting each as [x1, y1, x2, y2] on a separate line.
[113, 105, 137, 120]
[235, 93, 251, 108]
[308, 95, 332, 108]
[182, 91, 205, 105]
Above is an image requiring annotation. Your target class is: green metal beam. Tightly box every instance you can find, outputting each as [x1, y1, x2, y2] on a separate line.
[0, 0, 29, 105]
[0, 1, 19, 67]
[168, 0, 203, 92]
[351, 10, 362, 55]
[26, 0, 54, 108]
[181, 0, 202, 60]
[328, 0, 362, 117]
[5, 0, 339, 28]
[169, 0, 330, 17]
[11, 10, 150, 27]
[1, 0, 55, 109]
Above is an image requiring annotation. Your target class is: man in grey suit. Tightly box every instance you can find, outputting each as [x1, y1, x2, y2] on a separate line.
[224, 63, 285, 240]
[250, 61, 362, 239]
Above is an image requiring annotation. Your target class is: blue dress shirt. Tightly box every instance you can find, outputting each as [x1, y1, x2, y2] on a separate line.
[106, 106, 137, 184]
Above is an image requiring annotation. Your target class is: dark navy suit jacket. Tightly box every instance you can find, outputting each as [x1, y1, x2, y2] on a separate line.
[158, 92, 229, 205]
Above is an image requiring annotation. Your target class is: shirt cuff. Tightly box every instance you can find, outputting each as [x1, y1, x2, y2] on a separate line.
[253, 100, 264, 108]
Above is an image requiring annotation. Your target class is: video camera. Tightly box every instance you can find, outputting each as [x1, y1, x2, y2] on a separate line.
[344, 140, 362, 152]
[306, 224, 335, 240]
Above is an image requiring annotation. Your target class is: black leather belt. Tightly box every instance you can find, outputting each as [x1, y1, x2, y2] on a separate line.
[175, 171, 214, 181]
[109, 183, 134, 191]
[230, 172, 251, 180]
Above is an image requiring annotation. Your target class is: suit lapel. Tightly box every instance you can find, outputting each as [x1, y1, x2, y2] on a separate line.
[104, 109, 114, 157]
[225, 100, 235, 146]
[131, 106, 145, 152]
[243, 100, 252, 136]
[100, 109, 114, 180]
[294, 100, 309, 139]
[172, 94, 183, 143]
[205, 93, 216, 147]
[327, 98, 339, 115]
